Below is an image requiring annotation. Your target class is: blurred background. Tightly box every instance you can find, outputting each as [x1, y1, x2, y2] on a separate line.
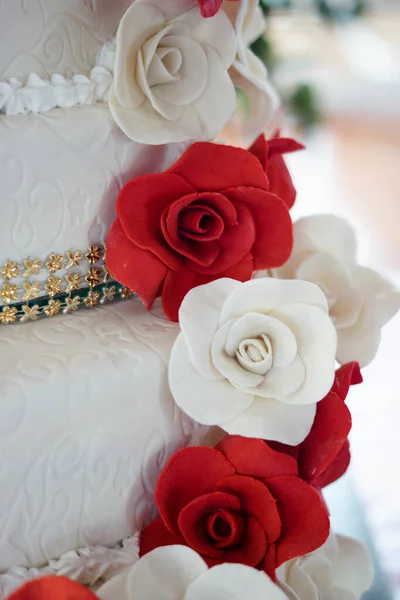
[252, 0, 400, 597]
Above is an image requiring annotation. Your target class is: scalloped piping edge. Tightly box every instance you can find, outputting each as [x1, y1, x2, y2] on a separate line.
[0, 40, 116, 117]
[0, 533, 139, 599]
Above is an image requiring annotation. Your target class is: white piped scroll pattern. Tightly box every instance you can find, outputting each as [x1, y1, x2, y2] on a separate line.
[0, 301, 209, 571]
[0, 0, 133, 82]
[0, 104, 188, 304]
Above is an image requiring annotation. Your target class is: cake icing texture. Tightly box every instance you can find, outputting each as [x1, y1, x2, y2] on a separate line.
[0, 0, 132, 81]
[0, 299, 209, 570]
[0, 105, 186, 306]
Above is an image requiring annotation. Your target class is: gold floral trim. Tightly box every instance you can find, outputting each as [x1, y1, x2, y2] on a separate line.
[0, 244, 136, 325]
[0, 282, 135, 325]
[0, 244, 109, 306]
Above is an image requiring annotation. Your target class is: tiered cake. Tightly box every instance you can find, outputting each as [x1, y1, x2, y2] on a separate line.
[1, 0, 398, 599]
[0, 0, 204, 570]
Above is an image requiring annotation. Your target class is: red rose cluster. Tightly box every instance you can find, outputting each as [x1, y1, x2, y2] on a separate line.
[106, 137, 301, 321]
[140, 437, 329, 579]
[139, 363, 361, 577]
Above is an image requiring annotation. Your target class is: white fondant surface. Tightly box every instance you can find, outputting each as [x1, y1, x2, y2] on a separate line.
[0, 0, 132, 81]
[0, 299, 209, 570]
[0, 104, 186, 303]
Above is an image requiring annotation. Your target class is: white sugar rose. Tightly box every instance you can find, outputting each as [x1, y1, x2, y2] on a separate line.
[223, 0, 279, 135]
[169, 278, 337, 445]
[108, 0, 237, 145]
[277, 533, 374, 600]
[98, 545, 288, 600]
[273, 215, 400, 367]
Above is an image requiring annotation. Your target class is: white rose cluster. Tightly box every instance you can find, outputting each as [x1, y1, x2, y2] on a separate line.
[169, 277, 337, 445]
[108, 0, 237, 144]
[273, 214, 400, 367]
[277, 533, 374, 600]
[98, 545, 288, 600]
[104, 0, 278, 144]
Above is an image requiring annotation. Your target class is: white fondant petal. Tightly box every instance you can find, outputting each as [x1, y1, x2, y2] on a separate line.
[270, 303, 336, 404]
[211, 320, 264, 388]
[220, 279, 329, 324]
[257, 354, 306, 400]
[191, 45, 237, 140]
[180, 279, 242, 380]
[173, 6, 237, 68]
[296, 253, 364, 330]
[336, 323, 381, 367]
[294, 215, 358, 263]
[184, 562, 288, 600]
[169, 335, 254, 426]
[98, 545, 207, 600]
[222, 396, 316, 445]
[331, 535, 374, 598]
[114, 3, 164, 108]
[350, 264, 400, 328]
[224, 312, 298, 368]
[230, 58, 279, 135]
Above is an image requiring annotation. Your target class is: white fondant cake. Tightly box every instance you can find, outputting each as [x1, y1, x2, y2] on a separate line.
[0, 105, 185, 304]
[0, 299, 209, 570]
[0, 0, 132, 81]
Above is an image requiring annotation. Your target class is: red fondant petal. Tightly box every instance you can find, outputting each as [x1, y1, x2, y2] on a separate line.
[268, 137, 305, 156]
[207, 509, 246, 548]
[169, 142, 269, 193]
[161, 192, 237, 267]
[299, 391, 352, 485]
[6, 576, 98, 600]
[224, 187, 292, 269]
[178, 491, 241, 558]
[155, 447, 235, 535]
[248, 135, 269, 173]
[216, 475, 281, 545]
[217, 436, 298, 479]
[267, 154, 297, 210]
[263, 544, 277, 581]
[139, 517, 184, 557]
[117, 173, 195, 270]
[186, 202, 256, 275]
[312, 440, 351, 489]
[266, 475, 330, 567]
[198, 0, 223, 17]
[218, 516, 268, 567]
[332, 362, 362, 399]
[161, 254, 254, 321]
[106, 218, 167, 309]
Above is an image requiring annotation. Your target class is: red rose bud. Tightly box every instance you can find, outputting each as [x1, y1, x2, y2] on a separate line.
[269, 362, 362, 489]
[249, 134, 304, 210]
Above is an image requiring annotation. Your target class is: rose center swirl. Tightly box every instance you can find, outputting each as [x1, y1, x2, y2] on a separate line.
[206, 509, 245, 549]
[236, 333, 273, 376]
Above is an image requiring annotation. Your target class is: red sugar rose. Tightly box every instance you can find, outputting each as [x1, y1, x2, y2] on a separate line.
[140, 437, 330, 579]
[249, 134, 304, 209]
[106, 142, 293, 321]
[6, 576, 97, 600]
[269, 362, 362, 489]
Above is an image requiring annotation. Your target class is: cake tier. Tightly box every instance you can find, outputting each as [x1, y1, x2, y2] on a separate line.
[0, 299, 209, 570]
[0, 0, 132, 81]
[0, 105, 185, 306]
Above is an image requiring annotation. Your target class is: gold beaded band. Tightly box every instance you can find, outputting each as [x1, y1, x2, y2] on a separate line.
[0, 244, 134, 325]
[0, 282, 134, 325]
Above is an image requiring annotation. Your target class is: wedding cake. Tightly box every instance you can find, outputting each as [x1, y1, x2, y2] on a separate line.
[0, 0, 398, 599]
